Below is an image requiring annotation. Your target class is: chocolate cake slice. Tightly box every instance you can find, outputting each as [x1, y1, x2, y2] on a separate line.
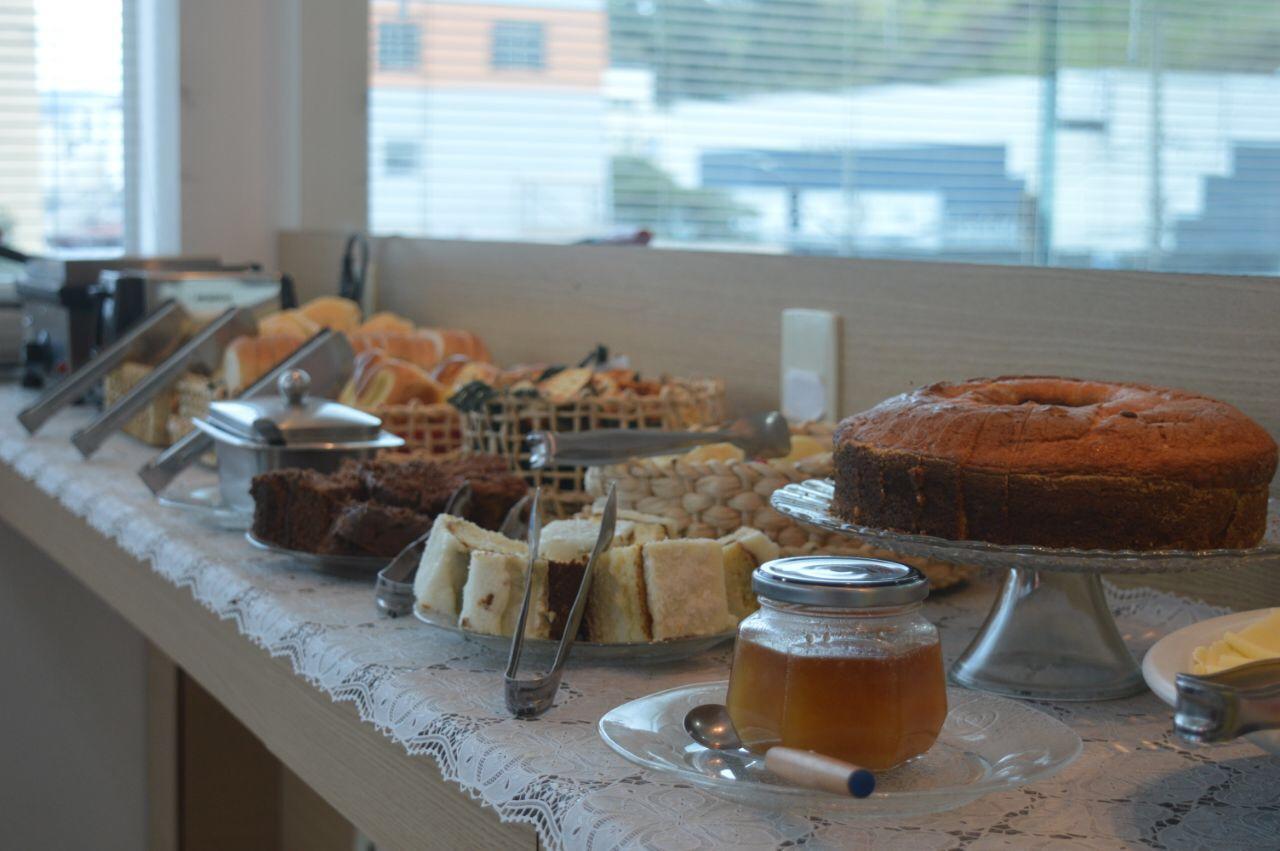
[250, 469, 363, 552]
[330, 502, 434, 558]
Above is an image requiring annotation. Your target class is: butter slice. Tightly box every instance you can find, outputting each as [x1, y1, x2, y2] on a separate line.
[1191, 609, 1280, 675]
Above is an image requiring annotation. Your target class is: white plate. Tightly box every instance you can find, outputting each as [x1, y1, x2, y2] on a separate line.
[599, 681, 1082, 816]
[157, 484, 251, 530]
[413, 606, 734, 665]
[1142, 608, 1280, 756]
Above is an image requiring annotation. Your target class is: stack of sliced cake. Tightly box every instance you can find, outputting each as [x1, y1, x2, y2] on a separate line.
[412, 513, 779, 643]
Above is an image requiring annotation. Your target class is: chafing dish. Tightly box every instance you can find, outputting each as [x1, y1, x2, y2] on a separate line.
[190, 369, 403, 512]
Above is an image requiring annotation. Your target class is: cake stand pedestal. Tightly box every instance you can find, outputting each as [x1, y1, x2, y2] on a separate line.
[772, 480, 1280, 702]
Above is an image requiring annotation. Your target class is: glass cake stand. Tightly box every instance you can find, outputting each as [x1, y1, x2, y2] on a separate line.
[771, 480, 1280, 701]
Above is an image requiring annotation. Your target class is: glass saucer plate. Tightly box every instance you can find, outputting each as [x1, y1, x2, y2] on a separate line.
[599, 681, 1082, 817]
[157, 484, 252, 530]
[413, 607, 733, 664]
[771, 480, 1280, 574]
[244, 531, 387, 575]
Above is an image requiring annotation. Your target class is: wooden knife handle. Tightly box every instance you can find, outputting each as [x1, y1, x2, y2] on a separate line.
[764, 747, 876, 798]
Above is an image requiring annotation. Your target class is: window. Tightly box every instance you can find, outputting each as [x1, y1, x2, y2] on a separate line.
[367, 0, 1280, 276]
[0, 0, 126, 257]
[491, 21, 545, 70]
[384, 140, 420, 176]
[378, 21, 421, 71]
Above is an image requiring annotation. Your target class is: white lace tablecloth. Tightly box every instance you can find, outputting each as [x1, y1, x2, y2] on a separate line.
[4, 386, 1279, 850]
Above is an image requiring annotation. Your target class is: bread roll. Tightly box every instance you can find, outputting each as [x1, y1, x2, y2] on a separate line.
[348, 331, 444, 371]
[223, 335, 304, 393]
[342, 350, 444, 408]
[258, 310, 319, 340]
[358, 312, 415, 335]
[299, 296, 362, 332]
[433, 328, 490, 362]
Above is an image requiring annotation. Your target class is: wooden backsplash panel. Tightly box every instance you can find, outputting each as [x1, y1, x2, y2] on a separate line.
[279, 229, 1279, 444]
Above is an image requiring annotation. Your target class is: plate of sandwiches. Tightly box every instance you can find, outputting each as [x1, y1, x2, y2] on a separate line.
[408, 510, 781, 663]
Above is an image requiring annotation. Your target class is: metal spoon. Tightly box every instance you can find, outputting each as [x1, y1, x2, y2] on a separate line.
[527, 411, 792, 469]
[684, 703, 876, 798]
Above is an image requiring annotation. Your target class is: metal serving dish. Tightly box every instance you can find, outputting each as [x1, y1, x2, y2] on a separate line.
[190, 368, 404, 512]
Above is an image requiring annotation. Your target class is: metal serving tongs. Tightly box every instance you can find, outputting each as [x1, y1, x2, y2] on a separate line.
[526, 412, 791, 469]
[1175, 658, 1280, 744]
[505, 485, 617, 718]
[374, 483, 472, 618]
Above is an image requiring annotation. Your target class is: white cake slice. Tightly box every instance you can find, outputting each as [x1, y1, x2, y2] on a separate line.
[581, 506, 678, 542]
[585, 545, 650, 643]
[458, 550, 550, 638]
[414, 514, 526, 619]
[642, 539, 735, 641]
[718, 527, 780, 618]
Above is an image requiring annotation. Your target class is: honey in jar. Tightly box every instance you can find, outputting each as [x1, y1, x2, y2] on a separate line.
[725, 556, 947, 771]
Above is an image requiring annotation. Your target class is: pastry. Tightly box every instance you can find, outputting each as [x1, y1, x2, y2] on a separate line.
[585, 545, 649, 643]
[348, 331, 444, 371]
[834, 376, 1278, 550]
[642, 539, 735, 640]
[222, 334, 304, 393]
[298, 296, 361, 332]
[458, 550, 550, 638]
[341, 351, 444, 408]
[414, 514, 527, 618]
[718, 527, 779, 618]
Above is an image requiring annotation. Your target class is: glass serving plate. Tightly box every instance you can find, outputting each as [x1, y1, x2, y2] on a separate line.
[157, 484, 252, 530]
[244, 531, 387, 575]
[413, 606, 734, 664]
[771, 480, 1280, 701]
[599, 681, 1082, 817]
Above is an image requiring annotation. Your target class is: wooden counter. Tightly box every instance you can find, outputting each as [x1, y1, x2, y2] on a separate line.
[0, 459, 536, 850]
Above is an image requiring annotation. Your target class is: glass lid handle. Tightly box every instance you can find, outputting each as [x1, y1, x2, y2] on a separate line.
[278, 369, 311, 407]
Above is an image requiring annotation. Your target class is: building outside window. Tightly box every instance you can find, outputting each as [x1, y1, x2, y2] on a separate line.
[0, 0, 126, 259]
[378, 21, 421, 71]
[491, 21, 545, 70]
[367, 0, 1280, 277]
[384, 140, 420, 177]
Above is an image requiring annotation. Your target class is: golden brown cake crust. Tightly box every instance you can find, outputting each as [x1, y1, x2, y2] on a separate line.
[833, 376, 1277, 550]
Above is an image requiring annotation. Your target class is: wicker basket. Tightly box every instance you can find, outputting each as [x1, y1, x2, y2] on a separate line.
[374, 400, 464, 458]
[103, 362, 177, 447]
[582, 423, 973, 590]
[462, 377, 728, 514]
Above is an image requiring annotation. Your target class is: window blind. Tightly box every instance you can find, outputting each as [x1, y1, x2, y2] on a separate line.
[367, 0, 1280, 275]
[0, 0, 126, 261]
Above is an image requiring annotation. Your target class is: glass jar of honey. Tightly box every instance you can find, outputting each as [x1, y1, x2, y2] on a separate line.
[725, 556, 947, 771]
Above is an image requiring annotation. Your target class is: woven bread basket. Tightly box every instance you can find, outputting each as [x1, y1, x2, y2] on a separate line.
[462, 377, 728, 515]
[103, 362, 178, 447]
[582, 423, 972, 591]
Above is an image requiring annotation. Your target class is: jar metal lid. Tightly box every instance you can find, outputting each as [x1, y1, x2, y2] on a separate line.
[751, 556, 929, 608]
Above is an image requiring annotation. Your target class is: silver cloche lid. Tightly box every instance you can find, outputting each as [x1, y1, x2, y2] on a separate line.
[751, 556, 929, 609]
[207, 369, 383, 446]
